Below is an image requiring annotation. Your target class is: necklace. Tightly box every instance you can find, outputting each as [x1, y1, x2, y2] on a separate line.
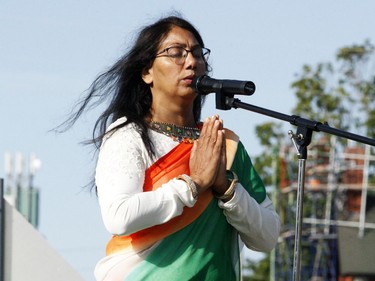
[149, 120, 200, 143]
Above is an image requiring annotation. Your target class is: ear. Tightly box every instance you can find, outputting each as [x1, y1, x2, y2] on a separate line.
[142, 67, 153, 85]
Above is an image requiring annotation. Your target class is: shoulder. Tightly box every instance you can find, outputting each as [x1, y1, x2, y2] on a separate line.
[102, 117, 141, 147]
[224, 127, 239, 143]
[224, 127, 240, 169]
[106, 117, 131, 132]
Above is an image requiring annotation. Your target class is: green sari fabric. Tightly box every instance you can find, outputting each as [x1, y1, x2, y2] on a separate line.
[125, 141, 266, 281]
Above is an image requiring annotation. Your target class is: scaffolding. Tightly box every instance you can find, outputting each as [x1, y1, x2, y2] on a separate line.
[273, 136, 375, 281]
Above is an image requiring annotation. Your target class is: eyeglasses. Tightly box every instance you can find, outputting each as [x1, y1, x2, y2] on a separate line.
[155, 46, 210, 65]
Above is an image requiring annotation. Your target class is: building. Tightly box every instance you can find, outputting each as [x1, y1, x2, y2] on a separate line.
[1, 153, 84, 281]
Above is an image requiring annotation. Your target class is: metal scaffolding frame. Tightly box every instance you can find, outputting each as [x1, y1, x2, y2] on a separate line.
[273, 137, 375, 280]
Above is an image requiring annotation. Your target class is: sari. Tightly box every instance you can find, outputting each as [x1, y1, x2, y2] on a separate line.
[101, 130, 266, 281]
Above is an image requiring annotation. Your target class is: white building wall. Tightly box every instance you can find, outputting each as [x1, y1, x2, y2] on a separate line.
[3, 199, 84, 281]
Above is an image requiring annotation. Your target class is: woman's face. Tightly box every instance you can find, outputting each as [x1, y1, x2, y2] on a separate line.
[142, 26, 207, 104]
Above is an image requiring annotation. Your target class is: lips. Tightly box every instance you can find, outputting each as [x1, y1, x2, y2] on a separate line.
[183, 75, 195, 84]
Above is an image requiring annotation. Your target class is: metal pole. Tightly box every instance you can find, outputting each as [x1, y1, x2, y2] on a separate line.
[270, 149, 278, 281]
[292, 159, 306, 281]
[359, 145, 370, 238]
[288, 127, 312, 281]
[0, 178, 5, 281]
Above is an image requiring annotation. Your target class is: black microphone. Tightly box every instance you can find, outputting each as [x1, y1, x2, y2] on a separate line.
[191, 75, 255, 95]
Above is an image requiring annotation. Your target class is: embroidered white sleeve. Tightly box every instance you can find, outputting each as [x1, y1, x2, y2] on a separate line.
[218, 185, 280, 252]
[95, 120, 196, 236]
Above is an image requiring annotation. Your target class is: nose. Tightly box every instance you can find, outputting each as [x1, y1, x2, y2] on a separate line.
[184, 51, 199, 69]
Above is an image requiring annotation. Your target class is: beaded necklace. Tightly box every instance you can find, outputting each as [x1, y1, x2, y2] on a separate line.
[149, 121, 200, 143]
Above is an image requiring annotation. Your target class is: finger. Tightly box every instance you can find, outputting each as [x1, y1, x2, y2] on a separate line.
[218, 119, 223, 131]
[198, 117, 210, 144]
[205, 116, 218, 139]
[200, 117, 210, 136]
[196, 117, 209, 149]
[210, 119, 222, 144]
[214, 129, 226, 170]
[204, 122, 223, 163]
[190, 139, 198, 157]
[213, 129, 224, 155]
[200, 116, 217, 146]
[221, 129, 227, 161]
[209, 115, 220, 134]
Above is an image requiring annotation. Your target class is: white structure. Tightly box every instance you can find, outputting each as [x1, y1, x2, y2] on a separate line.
[3, 199, 84, 281]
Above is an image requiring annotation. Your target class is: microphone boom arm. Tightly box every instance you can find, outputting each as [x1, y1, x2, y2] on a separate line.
[225, 96, 375, 146]
[219, 92, 375, 281]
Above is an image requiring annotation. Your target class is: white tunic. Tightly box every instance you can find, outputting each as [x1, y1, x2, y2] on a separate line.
[94, 117, 280, 280]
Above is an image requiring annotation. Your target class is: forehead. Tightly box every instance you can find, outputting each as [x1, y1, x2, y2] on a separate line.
[159, 26, 200, 48]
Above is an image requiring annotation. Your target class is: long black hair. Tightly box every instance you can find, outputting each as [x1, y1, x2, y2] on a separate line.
[63, 15, 210, 158]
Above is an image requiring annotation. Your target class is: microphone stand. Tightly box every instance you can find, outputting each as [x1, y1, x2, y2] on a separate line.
[214, 92, 375, 281]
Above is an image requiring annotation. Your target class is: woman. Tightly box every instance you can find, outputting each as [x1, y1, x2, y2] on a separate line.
[72, 15, 280, 281]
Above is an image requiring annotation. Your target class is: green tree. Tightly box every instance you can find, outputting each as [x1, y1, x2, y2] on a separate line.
[242, 255, 271, 281]
[246, 40, 375, 280]
[291, 62, 351, 131]
[291, 40, 375, 138]
[253, 122, 284, 187]
[336, 40, 375, 138]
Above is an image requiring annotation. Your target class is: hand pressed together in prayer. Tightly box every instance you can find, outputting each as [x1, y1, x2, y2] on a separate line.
[189, 115, 231, 198]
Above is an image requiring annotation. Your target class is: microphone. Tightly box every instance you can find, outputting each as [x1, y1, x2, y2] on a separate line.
[191, 75, 255, 95]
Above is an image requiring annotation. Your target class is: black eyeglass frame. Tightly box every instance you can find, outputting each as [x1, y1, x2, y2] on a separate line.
[155, 46, 211, 64]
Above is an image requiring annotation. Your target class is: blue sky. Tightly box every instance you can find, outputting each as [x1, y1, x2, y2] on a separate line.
[1, 1, 375, 280]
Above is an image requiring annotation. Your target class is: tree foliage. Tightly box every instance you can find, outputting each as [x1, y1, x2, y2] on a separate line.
[291, 40, 375, 137]
[245, 40, 375, 280]
[336, 40, 375, 138]
[291, 62, 351, 130]
[242, 255, 270, 281]
[253, 122, 284, 187]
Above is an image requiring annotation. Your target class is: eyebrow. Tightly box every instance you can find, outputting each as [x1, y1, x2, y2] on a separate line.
[163, 43, 202, 50]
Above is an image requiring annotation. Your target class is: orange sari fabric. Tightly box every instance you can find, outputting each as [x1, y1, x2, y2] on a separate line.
[106, 142, 213, 255]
